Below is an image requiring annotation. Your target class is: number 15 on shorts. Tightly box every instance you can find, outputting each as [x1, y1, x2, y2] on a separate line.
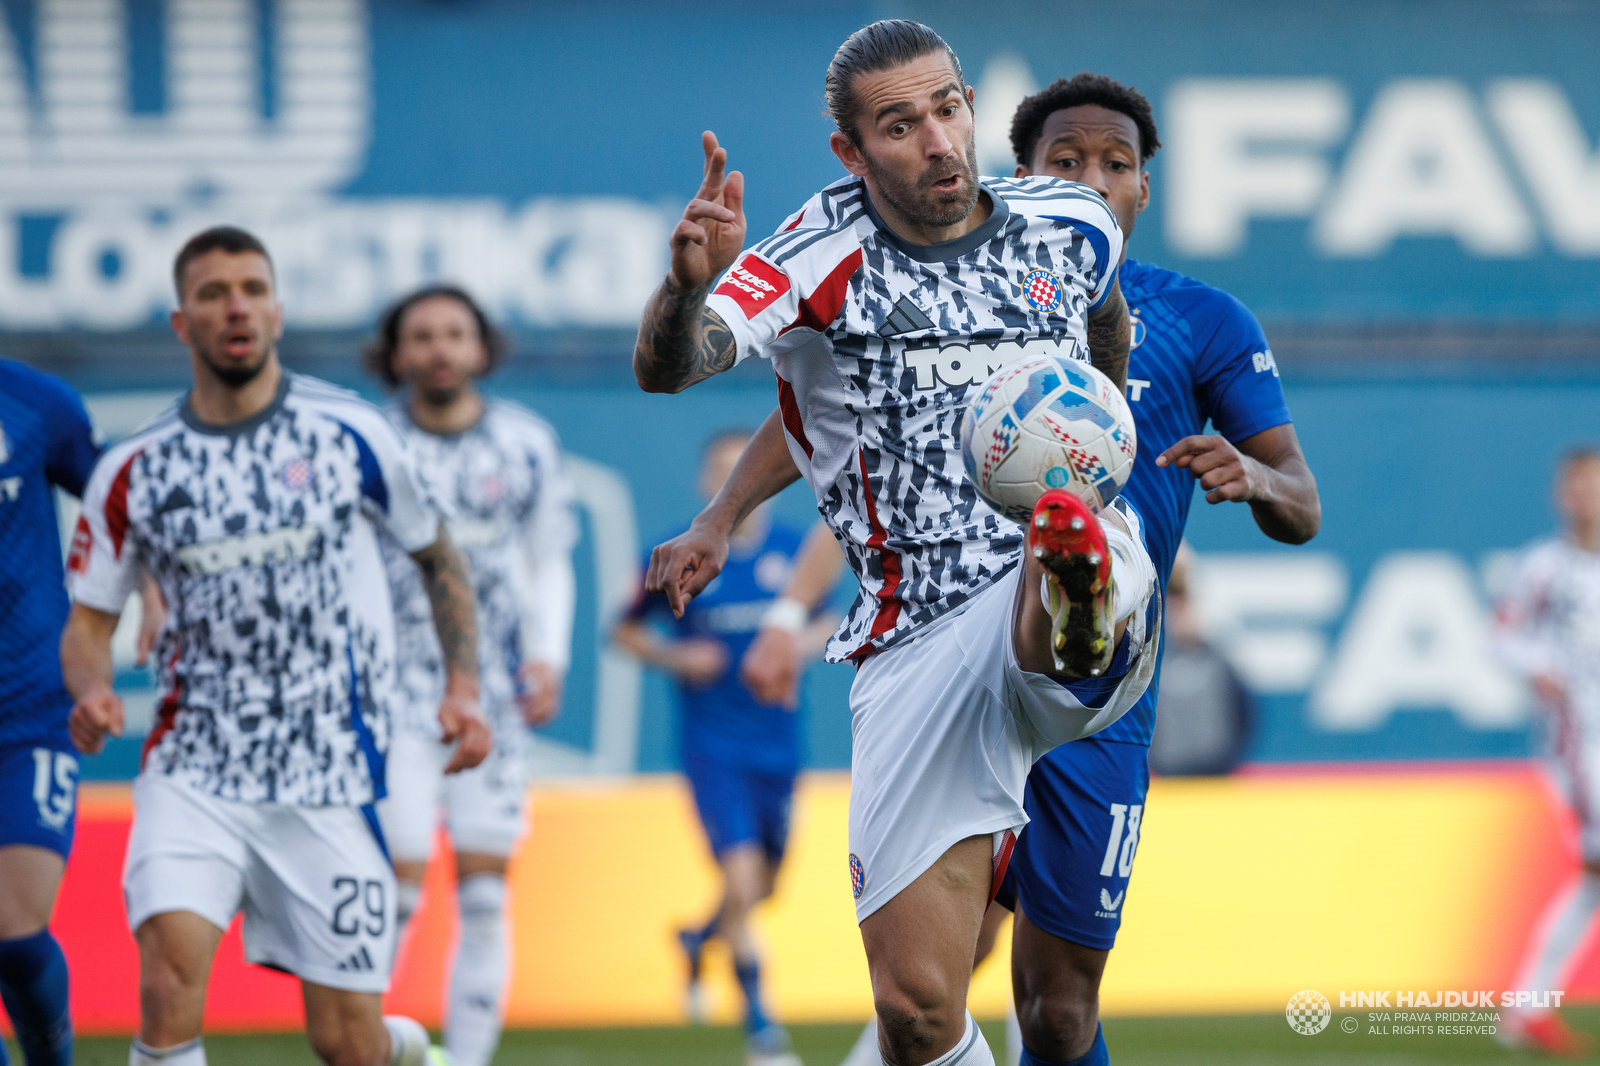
[1099, 803, 1142, 878]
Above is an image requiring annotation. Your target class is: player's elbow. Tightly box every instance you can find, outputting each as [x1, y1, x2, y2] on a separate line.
[632, 346, 685, 394]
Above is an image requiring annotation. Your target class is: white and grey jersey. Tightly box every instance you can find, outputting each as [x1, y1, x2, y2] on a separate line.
[1497, 537, 1600, 732]
[378, 400, 577, 749]
[68, 373, 440, 807]
[706, 175, 1124, 662]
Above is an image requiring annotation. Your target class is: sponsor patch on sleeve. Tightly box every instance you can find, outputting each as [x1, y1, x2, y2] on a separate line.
[66, 514, 92, 574]
[713, 254, 791, 320]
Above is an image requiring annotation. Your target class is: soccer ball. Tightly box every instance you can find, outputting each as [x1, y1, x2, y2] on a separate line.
[960, 355, 1137, 522]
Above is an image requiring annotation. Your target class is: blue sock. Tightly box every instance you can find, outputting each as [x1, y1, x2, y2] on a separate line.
[692, 900, 723, 947]
[1020, 1022, 1108, 1066]
[0, 929, 72, 1066]
[733, 957, 769, 1034]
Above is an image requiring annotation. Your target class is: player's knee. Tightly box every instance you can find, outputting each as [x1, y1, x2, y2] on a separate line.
[873, 981, 963, 1060]
[1018, 985, 1098, 1060]
[306, 1017, 387, 1066]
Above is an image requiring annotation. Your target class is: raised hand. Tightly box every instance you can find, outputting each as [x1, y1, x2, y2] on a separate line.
[669, 131, 747, 294]
[645, 522, 731, 618]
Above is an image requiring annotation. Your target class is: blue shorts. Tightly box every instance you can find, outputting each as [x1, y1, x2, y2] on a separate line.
[0, 741, 80, 859]
[995, 736, 1149, 951]
[683, 752, 795, 864]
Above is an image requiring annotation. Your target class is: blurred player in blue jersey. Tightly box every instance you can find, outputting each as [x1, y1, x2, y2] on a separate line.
[0, 358, 101, 1066]
[751, 73, 1322, 1066]
[613, 429, 832, 1066]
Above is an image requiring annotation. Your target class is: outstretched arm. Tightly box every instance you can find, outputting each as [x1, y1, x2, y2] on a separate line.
[1157, 423, 1321, 544]
[635, 131, 748, 394]
[645, 409, 801, 616]
[410, 528, 491, 772]
[1086, 279, 1130, 392]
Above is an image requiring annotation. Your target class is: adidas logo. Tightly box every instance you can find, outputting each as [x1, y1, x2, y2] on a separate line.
[336, 945, 376, 972]
[878, 295, 934, 338]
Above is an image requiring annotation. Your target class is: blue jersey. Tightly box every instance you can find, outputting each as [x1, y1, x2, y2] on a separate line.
[1092, 258, 1292, 745]
[630, 520, 808, 775]
[0, 358, 99, 747]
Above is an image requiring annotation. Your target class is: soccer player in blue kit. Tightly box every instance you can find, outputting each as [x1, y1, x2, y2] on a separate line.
[997, 74, 1321, 1066]
[0, 358, 98, 1066]
[753, 73, 1323, 1066]
[613, 429, 833, 1066]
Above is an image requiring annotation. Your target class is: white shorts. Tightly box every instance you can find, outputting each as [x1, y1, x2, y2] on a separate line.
[847, 558, 1159, 922]
[123, 773, 397, 993]
[377, 730, 529, 862]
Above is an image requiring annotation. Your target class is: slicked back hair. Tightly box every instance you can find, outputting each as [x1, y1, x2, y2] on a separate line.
[826, 19, 965, 146]
[1010, 72, 1162, 169]
[363, 284, 508, 390]
[173, 226, 273, 301]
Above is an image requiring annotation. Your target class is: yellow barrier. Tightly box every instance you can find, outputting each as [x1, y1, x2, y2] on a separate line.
[382, 764, 1575, 1027]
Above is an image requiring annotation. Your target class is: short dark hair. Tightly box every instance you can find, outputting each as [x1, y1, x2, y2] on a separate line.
[1010, 73, 1162, 169]
[1560, 444, 1600, 474]
[362, 285, 508, 390]
[826, 19, 965, 146]
[703, 427, 753, 460]
[173, 226, 273, 300]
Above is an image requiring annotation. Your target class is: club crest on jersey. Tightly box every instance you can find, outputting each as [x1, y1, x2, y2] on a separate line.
[480, 474, 505, 504]
[1130, 310, 1146, 349]
[1023, 269, 1063, 314]
[849, 853, 865, 900]
[278, 457, 316, 492]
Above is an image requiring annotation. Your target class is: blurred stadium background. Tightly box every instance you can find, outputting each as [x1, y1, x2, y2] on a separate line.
[6, 0, 1600, 1061]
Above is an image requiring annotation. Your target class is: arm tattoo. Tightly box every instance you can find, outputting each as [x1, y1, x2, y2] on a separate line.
[633, 280, 738, 393]
[1086, 280, 1130, 393]
[412, 527, 479, 681]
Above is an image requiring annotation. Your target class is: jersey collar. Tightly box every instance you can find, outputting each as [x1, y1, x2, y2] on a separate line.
[859, 179, 1011, 263]
[179, 369, 291, 436]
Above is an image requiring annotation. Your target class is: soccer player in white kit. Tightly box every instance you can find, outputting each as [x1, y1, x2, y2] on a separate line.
[59, 227, 490, 1066]
[1496, 445, 1600, 1057]
[367, 285, 578, 1066]
[633, 22, 1159, 1066]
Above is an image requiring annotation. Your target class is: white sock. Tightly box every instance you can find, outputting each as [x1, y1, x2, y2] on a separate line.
[839, 1018, 880, 1066]
[446, 873, 509, 1066]
[395, 878, 423, 944]
[383, 1016, 430, 1066]
[1521, 872, 1600, 1007]
[1102, 520, 1146, 625]
[1005, 1004, 1022, 1066]
[919, 1012, 995, 1066]
[131, 1038, 206, 1065]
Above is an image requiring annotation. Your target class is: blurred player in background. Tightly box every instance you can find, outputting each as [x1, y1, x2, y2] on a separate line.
[1146, 545, 1254, 777]
[636, 22, 1162, 1066]
[0, 358, 100, 1066]
[368, 285, 578, 1066]
[1496, 445, 1600, 1058]
[614, 428, 833, 1066]
[60, 227, 489, 1066]
[753, 73, 1321, 1066]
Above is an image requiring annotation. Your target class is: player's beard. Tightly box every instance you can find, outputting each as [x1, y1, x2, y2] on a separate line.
[869, 133, 982, 231]
[197, 336, 271, 388]
[416, 382, 463, 408]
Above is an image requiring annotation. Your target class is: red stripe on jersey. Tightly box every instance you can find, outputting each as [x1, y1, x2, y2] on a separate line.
[782, 249, 863, 337]
[776, 374, 813, 460]
[105, 451, 140, 559]
[781, 210, 805, 232]
[140, 649, 183, 768]
[848, 448, 902, 660]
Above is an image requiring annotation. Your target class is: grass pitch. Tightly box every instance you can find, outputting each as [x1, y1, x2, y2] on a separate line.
[44, 1010, 1600, 1064]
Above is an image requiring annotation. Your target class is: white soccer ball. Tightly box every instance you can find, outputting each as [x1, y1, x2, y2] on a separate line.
[960, 355, 1137, 522]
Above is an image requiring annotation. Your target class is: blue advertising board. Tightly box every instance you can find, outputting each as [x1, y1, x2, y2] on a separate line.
[0, 0, 1595, 335]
